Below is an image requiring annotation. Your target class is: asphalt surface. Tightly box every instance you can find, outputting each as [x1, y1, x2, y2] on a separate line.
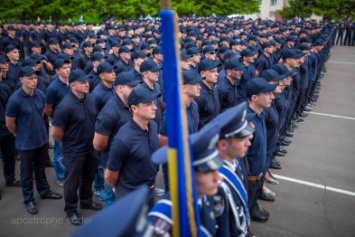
[1, 45, 355, 237]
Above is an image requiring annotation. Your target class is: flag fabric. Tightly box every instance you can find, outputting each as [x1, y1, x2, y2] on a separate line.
[159, 8, 201, 237]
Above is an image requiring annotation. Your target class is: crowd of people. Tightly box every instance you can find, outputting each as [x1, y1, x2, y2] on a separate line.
[0, 16, 336, 236]
[335, 22, 355, 46]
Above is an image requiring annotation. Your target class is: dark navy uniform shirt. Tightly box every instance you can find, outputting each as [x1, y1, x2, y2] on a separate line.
[246, 107, 267, 176]
[217, 77, 241, 113]
[0, 81, 12, 123]
[114, 58, 134, 74]
[131, 68, 143, 83]
[107, 119, 159, 195]
[95, 93, 131, 166]
[91, 83, 115, 112]
[107, 53, 120, 66]
[255, 53, 273, 75]
[239, 63, 256, 100]
[264, 102, 279, 155]
[7, 62, 21, 86]
[195, 81, 220, 130]
[160, 100, 199, 136]
[141, 82, 162, 132]
[88, 71, 101, 92]
[45, 77, 70, 116]
[52, 91, 97, 157]
[6, 88, 48, 150]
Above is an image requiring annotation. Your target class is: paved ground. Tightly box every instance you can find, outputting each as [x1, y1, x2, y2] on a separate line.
[1, 45, 355, 237]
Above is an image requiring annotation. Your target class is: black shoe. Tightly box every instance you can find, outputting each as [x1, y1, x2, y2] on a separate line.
[45, 161, 54, 168]
[299, 112, 308, 118]
[291, 123, 299, 129]
[251, 209, 268, 223]
[6, 180, 21, 187]
[277, 146, 287, 154]
[283, 137, 292, 143]
[285, 131, 294, 137]
[257, 203, 270, 218]
[279, 147, 288, 154]
[251, 204, 269, 222]
[41, 190, 63, 199]
[274, 150, 286, 156]
[287, 126, 297, 133]
[296, 118, 305, 123]
[269, 159, 282, 169]
[281, 140, 290, 146]
[67, 213, 82, 226]
[26, 201, 38, 214]
[259, 191, 275, 202]
[80, 202, 103, 211]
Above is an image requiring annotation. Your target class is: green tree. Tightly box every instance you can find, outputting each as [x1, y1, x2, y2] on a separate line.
[280, 0, 355, 20]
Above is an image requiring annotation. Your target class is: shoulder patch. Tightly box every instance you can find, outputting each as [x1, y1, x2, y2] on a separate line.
[152, 218, 172, 236]
[212, 195, 225, 217]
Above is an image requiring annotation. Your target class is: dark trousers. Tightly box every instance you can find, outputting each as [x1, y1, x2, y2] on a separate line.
[63, 151, 98, 216]
[247, 179, 262, 215]
[19, 143, 50, 204]
[116, 184, 156, 209]
[0, 127, 16, 184]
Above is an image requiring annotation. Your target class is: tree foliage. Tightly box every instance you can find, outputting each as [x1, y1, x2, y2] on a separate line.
[0, 0, 259, 23]
[280, 0, 355, 21]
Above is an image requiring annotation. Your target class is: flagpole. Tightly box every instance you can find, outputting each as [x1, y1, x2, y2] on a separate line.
[159, 0, 198, 236]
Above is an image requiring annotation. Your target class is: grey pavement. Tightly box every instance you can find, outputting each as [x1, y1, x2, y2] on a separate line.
[1, 45, 355, 237]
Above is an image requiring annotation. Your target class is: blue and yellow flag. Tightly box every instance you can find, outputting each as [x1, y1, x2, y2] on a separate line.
[159, 2, 201, 236]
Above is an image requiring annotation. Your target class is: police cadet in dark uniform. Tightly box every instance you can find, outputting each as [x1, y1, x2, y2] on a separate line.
[91, 61, 116, 111]
[94, 71, 141, 206]
[159, 69, 202, 193]
[258, 69, 288, 201]
[105, 84, 161, 207]
[202, 102, 254, 237]
[217, 57, 245, 112]
[51, 69, 103, 226]
[4, 45, 21, 87]
[272, 64, 295, 154]
[0, 55, 20, 193]
[76, 41, 93, 70]
[106, 41, 121, 66]
[148, 124, 223, 237]
[130, 50, 149, 82]
[44, 57, 71, 187]
[91, 61, 116, 202]
[245, 78, 277, 223]
[113, 46, 134, 74]
[255, 40, 275, 77]
[187, 47, 201, 74]
[5, 66, 62, 214]
[195, 58, 221, 129]
[239, 48, 257, 101]
[0, 26, 20, 54]
[140, 59, 163, 132]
